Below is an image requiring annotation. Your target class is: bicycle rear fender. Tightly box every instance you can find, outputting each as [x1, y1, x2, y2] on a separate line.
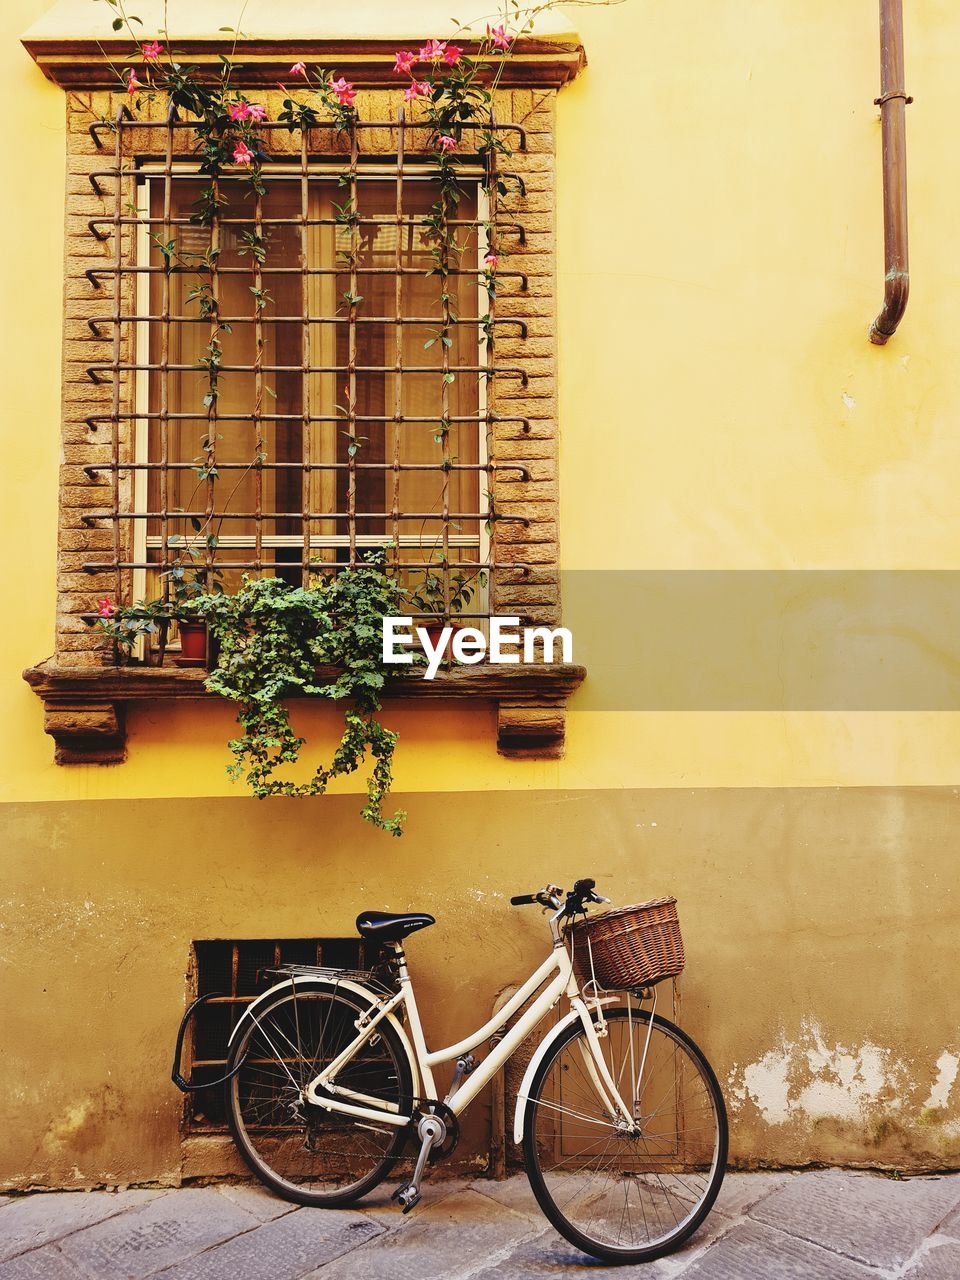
[227, 976, 421, 1096]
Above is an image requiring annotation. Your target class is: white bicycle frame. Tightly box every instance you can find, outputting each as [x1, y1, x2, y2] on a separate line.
[300, 930, 638, 1132]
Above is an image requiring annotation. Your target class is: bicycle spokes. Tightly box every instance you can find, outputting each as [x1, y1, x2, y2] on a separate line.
[228, 988, 412, 1205]
[524, 1009, 727, 1261]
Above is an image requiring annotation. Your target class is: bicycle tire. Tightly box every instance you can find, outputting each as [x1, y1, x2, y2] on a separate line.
[226, 981, 413, 1207]
[522, 1008, 727, 1264]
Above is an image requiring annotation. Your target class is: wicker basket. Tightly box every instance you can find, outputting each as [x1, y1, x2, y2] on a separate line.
[568, 896, 685, 990]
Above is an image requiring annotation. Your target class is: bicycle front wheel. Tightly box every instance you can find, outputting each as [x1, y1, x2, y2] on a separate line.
[523, 1007, 727, 1264]
[226, 984, 413, 1207]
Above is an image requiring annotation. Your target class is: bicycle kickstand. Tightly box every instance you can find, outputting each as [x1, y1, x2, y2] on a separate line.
[393, 1113, 445, 1213]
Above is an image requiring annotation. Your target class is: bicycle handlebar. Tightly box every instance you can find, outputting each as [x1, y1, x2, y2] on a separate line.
[510, 878, 610, 914]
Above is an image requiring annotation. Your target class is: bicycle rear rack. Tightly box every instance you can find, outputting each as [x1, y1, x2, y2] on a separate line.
[261, 963, 399, 998]
[171, 963, 399, 1094]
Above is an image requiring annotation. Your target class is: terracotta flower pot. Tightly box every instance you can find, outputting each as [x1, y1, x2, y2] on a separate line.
[177, 620, 208, 664]
[423, 622, 461, 660]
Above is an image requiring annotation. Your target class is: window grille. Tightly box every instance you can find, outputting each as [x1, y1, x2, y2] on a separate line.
[186, 936, 389, 1131]
[81, 107, 536, 651]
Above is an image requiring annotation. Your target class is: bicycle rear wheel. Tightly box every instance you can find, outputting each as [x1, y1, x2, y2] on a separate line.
[226, 983, 413, 1207]
[522, 1007, 727, 1264]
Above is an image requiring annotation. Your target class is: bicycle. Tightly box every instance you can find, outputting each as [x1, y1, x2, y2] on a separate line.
[172, 877, 728, 1265]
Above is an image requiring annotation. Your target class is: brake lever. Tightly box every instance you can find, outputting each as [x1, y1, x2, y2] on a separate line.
[537, 884, 563, 909]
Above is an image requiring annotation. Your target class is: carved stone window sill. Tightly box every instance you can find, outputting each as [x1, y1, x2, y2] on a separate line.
[23, 660, 586, 766]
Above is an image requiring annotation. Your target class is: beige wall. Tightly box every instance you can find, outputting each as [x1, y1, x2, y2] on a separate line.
[3, 788, 959, 1189]
[4, 0, 960, 1187]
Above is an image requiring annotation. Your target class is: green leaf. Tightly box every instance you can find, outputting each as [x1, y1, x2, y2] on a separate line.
[112, 16, 123, 29]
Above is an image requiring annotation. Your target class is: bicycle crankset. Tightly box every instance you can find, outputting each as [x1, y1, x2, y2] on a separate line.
[416, 1099, 460, 1162]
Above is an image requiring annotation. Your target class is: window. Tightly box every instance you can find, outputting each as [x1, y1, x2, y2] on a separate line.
[25, 71, 585, 762]
[81, 111, 537, 648]
[136, 170, 487, 604]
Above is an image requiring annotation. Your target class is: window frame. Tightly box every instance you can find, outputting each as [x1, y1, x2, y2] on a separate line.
[23, 72, 587, 764]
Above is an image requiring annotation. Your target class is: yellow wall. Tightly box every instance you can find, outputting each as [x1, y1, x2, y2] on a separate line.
[5, 0, 960, 1185]
[8, 0, 960, 800]
[2, 0, 63, 793]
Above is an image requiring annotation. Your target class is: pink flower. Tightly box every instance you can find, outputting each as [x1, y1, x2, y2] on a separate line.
[125, 68, 141, 94]
[394, 49, 418, 75]
[289, 61, 307, 77]
[443, 44, 464, 66]
[488, 23, 512, 51]
[437, 134, 458, 151]
[142, 40, 163, 62]
[96, 597, 116, 618]
[232, 141, 255, 166]
[330, 76, 357, 107]
[418, 39, 447, 61]
[403, 80, 430, 102]
[228, 101, 267, 123]
[483, 252, 498, 270]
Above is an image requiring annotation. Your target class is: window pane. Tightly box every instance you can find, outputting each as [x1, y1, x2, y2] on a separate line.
[144, 171, 481, 594]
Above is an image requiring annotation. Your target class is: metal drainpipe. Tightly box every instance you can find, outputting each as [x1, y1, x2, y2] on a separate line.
[869, 0, 912, 345]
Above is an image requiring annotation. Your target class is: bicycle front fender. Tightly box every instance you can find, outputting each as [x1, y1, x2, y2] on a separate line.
[511, 997, 619, 1144]
[227, 976, 421, 1098]
[512, 1007, 581, 1144]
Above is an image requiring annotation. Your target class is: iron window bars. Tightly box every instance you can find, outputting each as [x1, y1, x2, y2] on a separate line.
[187, 936, 389, 1130]
[81, 108, 534, 649]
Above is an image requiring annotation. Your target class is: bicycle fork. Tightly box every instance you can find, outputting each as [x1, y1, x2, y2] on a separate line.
[573, 997, 643, 1132]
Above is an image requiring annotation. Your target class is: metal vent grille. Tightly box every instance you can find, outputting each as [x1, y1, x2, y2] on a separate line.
[186, 936, 386, 1130]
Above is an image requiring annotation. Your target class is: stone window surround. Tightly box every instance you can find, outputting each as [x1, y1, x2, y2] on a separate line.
[21, 14, 586, 763]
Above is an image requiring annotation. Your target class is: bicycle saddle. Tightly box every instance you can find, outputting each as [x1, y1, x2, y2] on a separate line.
[356, 910, 436, 943]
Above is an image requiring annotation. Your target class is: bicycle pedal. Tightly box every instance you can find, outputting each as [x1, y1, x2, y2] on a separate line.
[392, 1183, 421, 1213]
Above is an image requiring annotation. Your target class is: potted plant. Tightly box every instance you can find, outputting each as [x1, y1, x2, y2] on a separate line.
[94, 595, 170, 666]
[162, 537, 224, 666]
[406, 560, 487, 657]
[92, 542, 224, 667]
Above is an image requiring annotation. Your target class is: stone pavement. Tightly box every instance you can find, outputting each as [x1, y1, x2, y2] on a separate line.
[2, 1169, 960, 1279]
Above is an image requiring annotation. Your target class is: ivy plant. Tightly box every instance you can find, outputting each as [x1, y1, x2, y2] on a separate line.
[195, 552, 407, 835]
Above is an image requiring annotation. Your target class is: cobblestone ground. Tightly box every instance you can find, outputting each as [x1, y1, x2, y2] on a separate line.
[2, 1170, 960, 1278]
